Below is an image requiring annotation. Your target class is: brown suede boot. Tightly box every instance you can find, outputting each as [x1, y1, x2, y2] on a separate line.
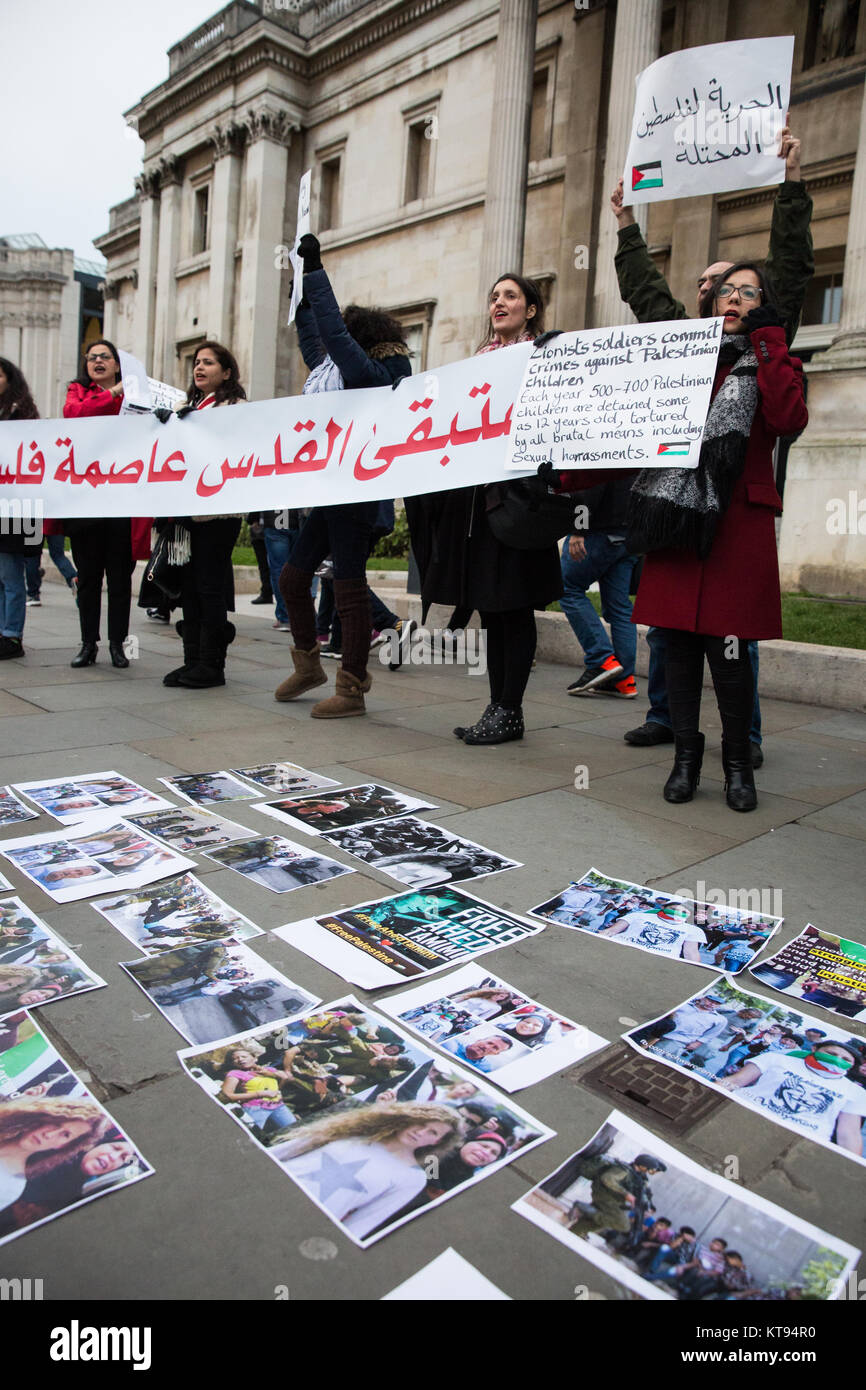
[311, 667, 371, 719]
[275, 646, 328, 702]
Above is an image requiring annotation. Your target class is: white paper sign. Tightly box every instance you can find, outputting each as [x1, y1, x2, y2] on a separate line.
[288, 168, 312, 326]
[506, 318, 722, 472]
[624, 36, 794, 204]
[119, 350, 186, 416]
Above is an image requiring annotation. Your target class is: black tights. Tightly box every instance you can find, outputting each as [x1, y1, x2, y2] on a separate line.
[663, 629, 754, 747]
[480, 607, 537, 708]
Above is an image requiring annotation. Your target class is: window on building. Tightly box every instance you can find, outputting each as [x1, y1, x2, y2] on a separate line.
[801, 269, 845, 324]
[804, 0, 862, 67]
[404, 119, 433, 203]
[193, 186, 210, 255]
[529, 68, 551, 162]
[388, 300, 436, 371]
[319, 156, 342, 232]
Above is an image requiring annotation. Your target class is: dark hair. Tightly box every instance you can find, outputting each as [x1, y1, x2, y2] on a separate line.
[0, 358, 39, 421]
[501, 1013, 552, 1047]
[726, 1251, 743, 1262]
[341, 305, 408, 354]
[698, 260, 774, 321]
[478, 272, 546, 349]
[680, 1226, 696, 1236]
[73, 338, 121, 391]
[186, 341, 247, 407]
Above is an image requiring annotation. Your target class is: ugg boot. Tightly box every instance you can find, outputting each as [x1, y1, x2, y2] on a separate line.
[163, 620, 200, 687]
[275, 646, 328, 702]
[177, 621, 227, 689]
[663, 733, 705, 803]
[311, 667, 371, 719]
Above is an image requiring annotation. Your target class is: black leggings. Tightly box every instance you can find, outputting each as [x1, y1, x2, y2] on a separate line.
[663, 629, 754, 747]
[480, 607, 537, 708]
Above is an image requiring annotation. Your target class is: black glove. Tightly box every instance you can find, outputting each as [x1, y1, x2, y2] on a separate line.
[175, 403, 196, 420]
[533, 330, 563, 349]
[536, 460, 560, 488]
[742, 304, 784, 333]
[152, 406, 173, 424]
[297, 233, 322, 272]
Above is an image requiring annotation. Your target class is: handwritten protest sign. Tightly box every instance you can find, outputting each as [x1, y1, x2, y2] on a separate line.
[506, 318, 722, 472]
[119, 350, 187, 416]
[625, 36, 794, 204]
[287, 169, 312, 326]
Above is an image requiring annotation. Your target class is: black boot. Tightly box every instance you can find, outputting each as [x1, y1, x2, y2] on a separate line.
[163, 620, 200, 687]
[109, 641, 130, 669]
[463, 704, 524, 745]
[71, 642, 98, 668]
[176, 622, 225, 689]
[663, 733, 705, 803]
[454, 703, 497, 741]
[722, 740, 757, 812]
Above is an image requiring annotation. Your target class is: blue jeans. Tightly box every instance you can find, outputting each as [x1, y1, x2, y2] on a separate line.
[47, 534, 77, 584]
[0, 552, 27, 637]
[264, 527, 299, 623]
[560, 533, 636, 677]
[644, 629, 762, 744]
[24, 552, 43, 598]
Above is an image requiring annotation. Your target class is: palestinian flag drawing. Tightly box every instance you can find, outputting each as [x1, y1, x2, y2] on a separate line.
[632, 161, 663, 191]
[657, 441, 691, 457]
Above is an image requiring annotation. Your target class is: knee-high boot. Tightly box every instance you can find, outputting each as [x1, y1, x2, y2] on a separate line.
[709, 648, 757, 813]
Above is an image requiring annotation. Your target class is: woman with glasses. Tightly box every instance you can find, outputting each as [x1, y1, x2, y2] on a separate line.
[62, 340, 151, 669]
[625, 262, 807, 811]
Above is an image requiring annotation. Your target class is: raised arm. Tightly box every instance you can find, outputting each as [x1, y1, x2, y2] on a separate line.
[611, 178, 687, 324]
[765, 128, 814, 345]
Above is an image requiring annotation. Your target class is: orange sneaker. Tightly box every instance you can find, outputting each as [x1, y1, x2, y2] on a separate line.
[600, 674, 637, 698]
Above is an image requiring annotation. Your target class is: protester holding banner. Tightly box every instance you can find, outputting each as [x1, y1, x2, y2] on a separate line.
[62, 341, 151, 671]
[0, 359, 40, 661]
[406, 274, 561, 746]
[274, 233, 411, 718]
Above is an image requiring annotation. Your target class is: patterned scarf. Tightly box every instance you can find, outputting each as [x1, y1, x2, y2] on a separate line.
[303, 354, 344, 394]
[626, 335, 759, 560]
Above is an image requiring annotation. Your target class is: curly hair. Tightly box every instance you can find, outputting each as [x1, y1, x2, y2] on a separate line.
[185, 341, 247, 407]
[0, 358, 39, 421]
[0, 1098, 111, 1178]
[283, 1100, 464, 1159]
[341, 306, 408, 354]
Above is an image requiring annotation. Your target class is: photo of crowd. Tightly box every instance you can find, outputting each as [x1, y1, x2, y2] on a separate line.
[625, 978, 866, 1166]
[231, 764, 340, 795]
[254, 783, 437, 837]
[13, 772, 172, 825]
[514, 1111, 856, 1301]
[0, 788, 37, 827]
[121, 937, 319, 1045]
[751, 924, 866, 1021]
[160, 773, 264, 807]
[0, 1012, 152, 1246]
[321, 818, 520, 890]
[204, 835, 353, 893]
[0, 896, 105, 1017]
[0, 820, 192, 903]
[180, 998, 551, 1247]
[127, 807, 248, 854]
[531, 869, 780, 973]
[380, 963, 607, 1092]
[92, 872, 263, 955]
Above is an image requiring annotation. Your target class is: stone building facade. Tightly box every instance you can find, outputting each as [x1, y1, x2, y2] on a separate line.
[93, 0, 866, 594]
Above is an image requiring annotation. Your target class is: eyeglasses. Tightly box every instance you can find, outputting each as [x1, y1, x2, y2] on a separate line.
[86, 353, 113, 362]
[715, 284, 762, 302]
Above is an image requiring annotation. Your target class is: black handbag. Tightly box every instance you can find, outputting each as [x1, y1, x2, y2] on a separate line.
[145, 522, 190, 602]
[485, 478, 575, 551]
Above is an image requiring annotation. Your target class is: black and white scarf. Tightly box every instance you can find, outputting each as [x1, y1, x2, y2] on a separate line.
[626, 335, 759, 560]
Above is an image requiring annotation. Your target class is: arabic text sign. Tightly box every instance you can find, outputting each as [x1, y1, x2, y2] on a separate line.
[506, 318, 722, 472]
[625, 36, 794, 204]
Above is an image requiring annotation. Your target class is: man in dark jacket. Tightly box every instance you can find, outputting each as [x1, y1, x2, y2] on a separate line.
[612, 125, 813, 762]
[561, 475, 639, 696]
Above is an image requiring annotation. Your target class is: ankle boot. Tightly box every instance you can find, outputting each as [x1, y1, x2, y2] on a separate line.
[311, 667, 371, 719]
[722, 739, 757, 812]
[275, 646, 328, 701]
[454, 703, 497, 741]
[663, 733, 705, 803]
[463, 704, 524, 745]
[109, 641, 130, 669]
[164, 620, 200, 687]
[71, 642, 98, 668]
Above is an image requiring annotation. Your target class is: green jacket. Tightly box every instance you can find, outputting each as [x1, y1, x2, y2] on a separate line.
[614, 180, 814, 345]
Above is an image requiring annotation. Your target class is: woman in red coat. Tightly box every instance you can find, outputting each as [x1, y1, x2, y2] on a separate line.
[627, 264, 807, 811]
[62, 339, 151, 669]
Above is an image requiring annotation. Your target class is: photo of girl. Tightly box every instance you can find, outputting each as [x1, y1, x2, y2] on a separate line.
[0, 820, 194, 904]
[0, 896, 104, 1017]
[14, 772, 172, 825]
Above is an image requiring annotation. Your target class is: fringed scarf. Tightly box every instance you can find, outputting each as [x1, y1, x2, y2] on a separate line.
[626, 335, 759, 560]
[150, 521, 191, 566]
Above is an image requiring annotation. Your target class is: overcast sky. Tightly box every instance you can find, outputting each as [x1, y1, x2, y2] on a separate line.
[1, 0, 230, 262]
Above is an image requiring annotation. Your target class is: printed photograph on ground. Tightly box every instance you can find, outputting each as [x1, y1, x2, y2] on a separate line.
[513, 1109, 858, 1301]
[91, 872, 264, 955]
[0, 1011, 153, 1246]
[159, 772, 263, 807]
[13, 772, 173, 824]
[254, 784, 437, 837]
[121, 937, 319, 1045]
[379, 963, 607, 1091]
[623, 978, 866, 1167]
[0, 789, 38, 827]
[126, 807, 249, 854]
[231, 763, 341, 795]
[179, 998, 552, 1248]
[0, 896, 105, 1017]
[204, 836, 353, 894]
[273, 885, 544, 990]
[382, 1248, 510, 1300]
[0, 819, 194, 904]
[751, 925, 866, 1021]
[530, 868, 781, 973]
[321, 819, 521, 891]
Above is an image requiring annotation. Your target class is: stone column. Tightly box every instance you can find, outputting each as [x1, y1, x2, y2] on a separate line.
[238, 106, 295, 400]
[821, 74, 866, 364]
[478, 0, 538, 299]
[102, 279, 119, 343]
[592, 0, 662, 327]
[208, 122, 245, 345]
[133, 169, 161, 369]
[153, 155, 184, 382]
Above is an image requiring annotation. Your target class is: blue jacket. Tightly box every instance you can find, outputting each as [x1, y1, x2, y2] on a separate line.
[296, 268, 412, 390]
